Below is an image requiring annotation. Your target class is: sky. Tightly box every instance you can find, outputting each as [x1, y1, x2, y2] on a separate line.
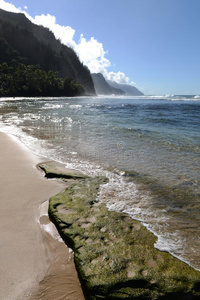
[0, 0, 200, 95]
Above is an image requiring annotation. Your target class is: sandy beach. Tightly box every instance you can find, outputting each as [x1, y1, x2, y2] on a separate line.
[0, 132, 85, 300]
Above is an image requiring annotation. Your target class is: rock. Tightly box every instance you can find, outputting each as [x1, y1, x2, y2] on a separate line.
[47, 175, 200, 300]
[38, 161, 88, 180]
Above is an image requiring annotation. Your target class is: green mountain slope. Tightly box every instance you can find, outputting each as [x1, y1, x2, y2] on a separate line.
[0, 9, 95, 95]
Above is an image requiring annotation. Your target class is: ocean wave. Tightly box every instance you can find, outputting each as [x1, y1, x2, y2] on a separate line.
[69, 104, 83, 109]
[42, 103, 64, 109]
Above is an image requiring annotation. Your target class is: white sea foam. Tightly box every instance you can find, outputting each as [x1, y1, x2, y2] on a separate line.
[37, 201, 63, 243]
[97, 171, 200, 271]
[69, 104, 82, 109]
[40, 222, 63, 243]
[42, 103, 64, 109]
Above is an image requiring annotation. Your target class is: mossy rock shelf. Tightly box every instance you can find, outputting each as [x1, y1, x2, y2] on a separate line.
[41, 163, 200, 299]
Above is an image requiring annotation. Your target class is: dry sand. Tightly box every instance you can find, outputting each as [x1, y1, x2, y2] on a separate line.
[0, 132, 85, 300]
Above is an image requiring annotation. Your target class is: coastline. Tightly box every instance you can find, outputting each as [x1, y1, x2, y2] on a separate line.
[0, 132, 85, 300]
[1, 131, 200, 299]
[42, 162, 200, 299]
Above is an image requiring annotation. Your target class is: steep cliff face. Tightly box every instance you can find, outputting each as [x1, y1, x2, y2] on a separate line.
[91, 73, 124, 95]
[0, 9, 95, 95]
[92, 72, 144, 96]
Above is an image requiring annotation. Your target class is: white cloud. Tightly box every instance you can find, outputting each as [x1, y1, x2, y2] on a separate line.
[31, 13, 113, 79]
[0, 0, 136, 86]
[32, 14, 77, 49]
[0, 0, 20, 12]
[106, 71, 135, 85]
[74, 35, 110, 74]
[24, 6, 28, 10]
[31, 14, 111, 76]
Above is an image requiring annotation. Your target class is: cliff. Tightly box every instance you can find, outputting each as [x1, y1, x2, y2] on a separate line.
[91, 72, 144, 96]
[0, 9, 95, 95]
[91, 73, 124, 95]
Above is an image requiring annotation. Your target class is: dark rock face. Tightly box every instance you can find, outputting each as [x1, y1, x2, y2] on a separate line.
[40, 162, 200, 300]
[0, 9, 95, 95]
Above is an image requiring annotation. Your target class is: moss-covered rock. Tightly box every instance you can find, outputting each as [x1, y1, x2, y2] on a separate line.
[46, 171, 200, 300]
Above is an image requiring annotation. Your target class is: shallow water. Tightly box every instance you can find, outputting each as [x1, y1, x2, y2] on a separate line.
[0, 95, 200, 270]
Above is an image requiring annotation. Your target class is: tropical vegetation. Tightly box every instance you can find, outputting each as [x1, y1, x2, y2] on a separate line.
[0, 62, 84, 97]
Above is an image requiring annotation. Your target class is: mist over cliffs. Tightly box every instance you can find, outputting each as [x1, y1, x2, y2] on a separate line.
[0, 9, 95, 95]
[107, 80, 144, 96]
[92, 73, 144, 96]
[91, 73, 125, 95]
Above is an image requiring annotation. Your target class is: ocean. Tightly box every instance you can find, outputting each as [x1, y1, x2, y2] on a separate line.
[0, 95, 200, 270]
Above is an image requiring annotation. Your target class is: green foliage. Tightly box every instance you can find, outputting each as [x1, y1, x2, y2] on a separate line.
[0, 62, 84, 97]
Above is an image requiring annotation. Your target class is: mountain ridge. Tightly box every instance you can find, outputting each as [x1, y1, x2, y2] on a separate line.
[91, 73, 124, 95]
[0, 8, 95, 95]
[107, 79, 144, 96]
[92, 72, 144, 96]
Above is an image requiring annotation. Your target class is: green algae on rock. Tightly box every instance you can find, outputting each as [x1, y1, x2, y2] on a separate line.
[46, 172, 200, 300]
[40, 162, 200, 299]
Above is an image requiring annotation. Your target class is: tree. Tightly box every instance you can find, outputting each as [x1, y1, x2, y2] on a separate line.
[0, 62, 85, 97]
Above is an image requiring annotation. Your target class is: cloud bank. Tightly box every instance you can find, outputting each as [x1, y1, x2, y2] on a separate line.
[0, 0, 134, 85]
[0, 0, 19, 12]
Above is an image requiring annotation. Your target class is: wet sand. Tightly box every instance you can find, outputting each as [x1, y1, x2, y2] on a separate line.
[0, 132, 85, 300]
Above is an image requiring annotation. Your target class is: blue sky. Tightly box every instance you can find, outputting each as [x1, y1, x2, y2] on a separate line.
[0, 0, 200, 95]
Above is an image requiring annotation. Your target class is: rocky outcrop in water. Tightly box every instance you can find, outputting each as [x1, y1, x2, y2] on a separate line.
[40, 162, 200, 300]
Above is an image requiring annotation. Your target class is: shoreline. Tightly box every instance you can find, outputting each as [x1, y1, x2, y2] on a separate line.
[0, 132, 85, 300]
[1, 131, 200, 299]
[44, 162, 200, 299]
